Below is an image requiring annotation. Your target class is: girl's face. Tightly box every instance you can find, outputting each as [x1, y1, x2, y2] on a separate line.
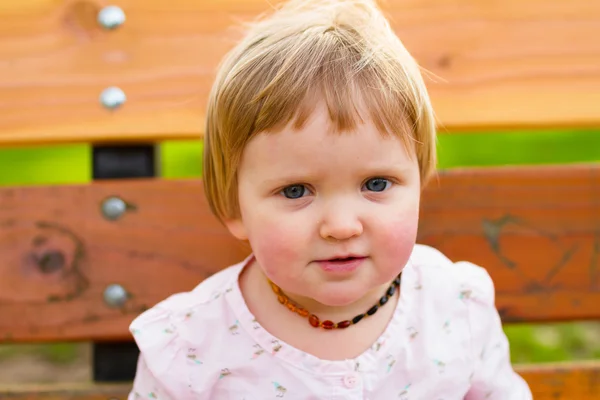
[226, 103, 421, 307]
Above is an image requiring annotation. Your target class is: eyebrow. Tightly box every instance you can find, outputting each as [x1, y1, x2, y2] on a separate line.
[260, 174, 318, 188]
[361, 165, 415, 176]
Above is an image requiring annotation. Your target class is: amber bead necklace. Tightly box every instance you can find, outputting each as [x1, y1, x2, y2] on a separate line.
[268, 273, 402, 330]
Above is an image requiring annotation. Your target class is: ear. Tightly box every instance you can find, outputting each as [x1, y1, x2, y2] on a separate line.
[224, 218, 248, 241]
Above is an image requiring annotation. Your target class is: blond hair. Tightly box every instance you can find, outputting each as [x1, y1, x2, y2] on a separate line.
[204, 0, 437, 222]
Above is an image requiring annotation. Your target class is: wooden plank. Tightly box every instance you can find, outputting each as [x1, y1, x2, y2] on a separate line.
[0, 383, 131, 400]
[419, 164, 600, 323]
[0, 0, 599, 147]
[515, 361, 600, 399]
[0, 362, 598, 399]
[0, 164, 598, 343]
[0, 179, 250, 343]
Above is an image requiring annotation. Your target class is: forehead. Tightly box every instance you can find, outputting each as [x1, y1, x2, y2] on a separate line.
[239, 103, 416, 175]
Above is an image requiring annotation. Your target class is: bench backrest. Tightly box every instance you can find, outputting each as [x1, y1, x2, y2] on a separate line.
[1, 0, 599, 398]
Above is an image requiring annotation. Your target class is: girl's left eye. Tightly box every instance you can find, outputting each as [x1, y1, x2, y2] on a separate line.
[363, 178, 391, 192]
[281, 184, 308, 199]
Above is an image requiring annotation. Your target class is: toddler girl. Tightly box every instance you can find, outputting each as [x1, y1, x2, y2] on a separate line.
[128, 0, 533, 398]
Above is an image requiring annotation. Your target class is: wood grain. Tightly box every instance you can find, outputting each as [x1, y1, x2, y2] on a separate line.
[0, 164, 598, 343]
[0, 383, 131, 400]
[1, 362, 598, 399]
[420, 164, 600, 323]
[1, 0, 599, 147]
[516, 361, 600, 399]
[0, 179, 250, 342]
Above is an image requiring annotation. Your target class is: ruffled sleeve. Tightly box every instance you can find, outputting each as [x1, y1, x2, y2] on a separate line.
[459, 261, 533, 400]
[127, 294, 195, 400]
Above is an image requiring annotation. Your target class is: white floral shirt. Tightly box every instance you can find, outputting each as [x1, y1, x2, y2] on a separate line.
[128, 244, 532, 399]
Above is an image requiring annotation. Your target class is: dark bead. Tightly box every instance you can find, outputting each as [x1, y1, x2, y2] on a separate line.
[322, 320, 335, 330]
[309, 314, 320, 328]
[386, 285, 396, 297]
[379, 295, 389, 306]
[337, 320, 351, 329]
[367, 305, 379, 316]
[352, 314, 364, 324]
[393, 276, 401, 286]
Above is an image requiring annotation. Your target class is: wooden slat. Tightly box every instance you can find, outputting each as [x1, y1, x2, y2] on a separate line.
[1, 0, 599, 147]
[420, 164, 600, 323]
[515, 361, 600, 399]
[0, 383, 131, 400]
[0, 164, 598, 343]
[0, 179, 249, 343]
[0, 362, 598, 399]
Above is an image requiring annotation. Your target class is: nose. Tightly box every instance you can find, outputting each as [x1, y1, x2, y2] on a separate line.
[319, 203, 363, 241]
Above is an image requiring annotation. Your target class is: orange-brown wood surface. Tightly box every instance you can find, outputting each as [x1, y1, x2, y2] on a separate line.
[0, 164, 598, 343]
[516, 361, 600, 399]
[0, 178, 250, 342]
[1, 0, 599, 147]
[1, 362, 598, 399]
[0, 384, 131, 400]
[420, 165, 600, 324]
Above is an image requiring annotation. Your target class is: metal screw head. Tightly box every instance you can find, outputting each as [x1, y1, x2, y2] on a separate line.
[100, 87, 126, 110]
[101, 197, 127, 220]
[97, 5, 126, 30]
[104, 284, 129, 308]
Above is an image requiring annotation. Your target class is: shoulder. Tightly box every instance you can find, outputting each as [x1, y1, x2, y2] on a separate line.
[405, 245, 501, 357]
[407, 244, 496, 309]
[128, 258, 248, 378]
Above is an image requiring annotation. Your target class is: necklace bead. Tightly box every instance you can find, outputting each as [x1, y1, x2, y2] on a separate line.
[366, 305, 379, 316]
[386, 285, 396, 297]
[297, 308, 309, 317]
[338, 320, 351, 329]
[322, 320, 335, 330]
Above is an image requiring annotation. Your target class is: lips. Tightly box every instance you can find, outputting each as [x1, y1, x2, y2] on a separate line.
[317, 255, 366, 273]
[322, 254, 365, 262]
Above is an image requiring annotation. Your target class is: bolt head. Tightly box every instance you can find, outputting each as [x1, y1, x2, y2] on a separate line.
[98, 6, 126, 30]
[100, 87, 126, 110]
[104, 284, 129, 308]
[101, 197, 126, 220]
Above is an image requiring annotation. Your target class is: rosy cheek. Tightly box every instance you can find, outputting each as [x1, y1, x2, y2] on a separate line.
[379, 211, 419, 267]
[248, 221, 303, 281]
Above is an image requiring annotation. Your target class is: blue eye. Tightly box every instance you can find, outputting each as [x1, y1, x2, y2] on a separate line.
[281, 184, 307, 199]
[364, 178, 390, 192]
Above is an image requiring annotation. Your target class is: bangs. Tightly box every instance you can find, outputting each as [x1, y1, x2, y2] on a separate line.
[248, 27, 419, 151]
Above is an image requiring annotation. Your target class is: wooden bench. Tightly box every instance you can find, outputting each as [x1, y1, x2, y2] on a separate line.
[1, 0, 599, 398]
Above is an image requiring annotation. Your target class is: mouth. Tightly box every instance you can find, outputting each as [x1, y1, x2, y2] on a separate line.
[317, 255, 367, 273]
[327, 256, 364, 262]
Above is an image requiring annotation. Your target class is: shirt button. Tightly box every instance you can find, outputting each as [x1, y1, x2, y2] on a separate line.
[342, 372, 360, 388]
